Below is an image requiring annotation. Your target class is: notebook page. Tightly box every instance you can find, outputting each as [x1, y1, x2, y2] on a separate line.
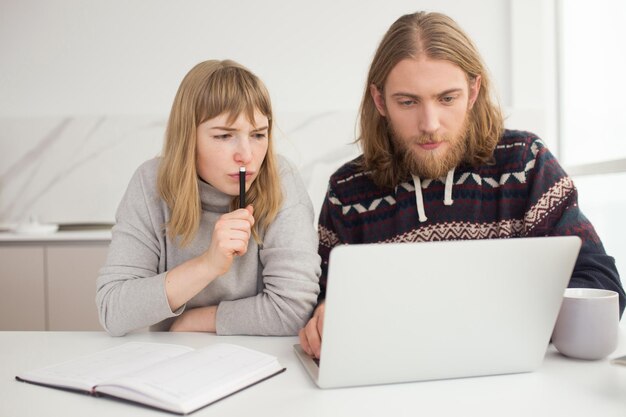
[19, 342, 193, 390]
[98, 343, 281, 410]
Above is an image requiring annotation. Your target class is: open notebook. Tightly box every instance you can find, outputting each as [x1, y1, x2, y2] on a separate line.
[295, 236, 582, 388]
[17, 342, 285, 414]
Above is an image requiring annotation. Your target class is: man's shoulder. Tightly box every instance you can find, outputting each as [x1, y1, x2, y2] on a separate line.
[328, 155, 372, 189]
[324, 155, 395, 208]
[498, 129, 543, 147]
[493, 129, 548, 163]
[498, 129, 551, 151]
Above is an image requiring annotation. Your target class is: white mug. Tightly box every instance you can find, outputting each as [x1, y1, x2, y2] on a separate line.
[552, 288, 619, 360]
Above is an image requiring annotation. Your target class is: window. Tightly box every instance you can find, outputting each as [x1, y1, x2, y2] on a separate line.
[557, 0, 626, 278]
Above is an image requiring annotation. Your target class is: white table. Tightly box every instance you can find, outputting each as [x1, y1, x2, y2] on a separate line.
[1, 329, 625, 417]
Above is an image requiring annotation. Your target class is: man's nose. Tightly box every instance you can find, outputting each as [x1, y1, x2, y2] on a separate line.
[417, 103, 440, 134]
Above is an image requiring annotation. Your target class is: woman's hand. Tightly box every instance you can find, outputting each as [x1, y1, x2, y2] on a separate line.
[165, 205, 255, 312]
[201, 205, 255, 277]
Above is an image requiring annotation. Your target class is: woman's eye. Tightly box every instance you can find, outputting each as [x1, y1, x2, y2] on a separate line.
[441, 96, 455, 104]
[253, 133, 267, 140]
[213, 134, 231, 140]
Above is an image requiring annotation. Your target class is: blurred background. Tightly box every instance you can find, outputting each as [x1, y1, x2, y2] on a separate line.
[1, 0, 624, 275]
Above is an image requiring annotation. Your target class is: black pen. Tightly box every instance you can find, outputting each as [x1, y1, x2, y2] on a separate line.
[239, 167, 246, 208]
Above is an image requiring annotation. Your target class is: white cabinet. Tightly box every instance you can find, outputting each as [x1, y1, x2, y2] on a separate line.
[47, 245, 109, 330]
[0, 240, 109, 331]
[0, 246, 46, 330]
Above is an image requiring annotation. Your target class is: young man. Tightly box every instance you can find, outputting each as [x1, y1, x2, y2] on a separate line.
[298, 11, 624, 358]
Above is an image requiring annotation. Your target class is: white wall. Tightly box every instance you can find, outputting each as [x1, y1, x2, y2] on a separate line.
[0, 0, 512, 116]
[0, 0, 553, 225]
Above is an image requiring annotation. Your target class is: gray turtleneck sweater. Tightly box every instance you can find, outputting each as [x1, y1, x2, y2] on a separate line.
[96, 156, 321, 336]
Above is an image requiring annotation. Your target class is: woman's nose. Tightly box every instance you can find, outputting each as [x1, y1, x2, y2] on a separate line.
[234, 138, 253, 164]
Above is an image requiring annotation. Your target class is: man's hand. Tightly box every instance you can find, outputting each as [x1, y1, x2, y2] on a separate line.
[298, 302, 325, 358]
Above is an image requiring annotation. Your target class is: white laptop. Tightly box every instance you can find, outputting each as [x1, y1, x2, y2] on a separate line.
[294, 236, 582, 389]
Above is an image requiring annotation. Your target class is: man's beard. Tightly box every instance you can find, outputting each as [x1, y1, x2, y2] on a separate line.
[390, 115, 469, 180]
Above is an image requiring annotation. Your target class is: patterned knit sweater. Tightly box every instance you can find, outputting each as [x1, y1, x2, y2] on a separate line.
[317, 129, 625, 315]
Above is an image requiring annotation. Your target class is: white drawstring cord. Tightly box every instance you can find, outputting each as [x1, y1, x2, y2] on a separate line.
[444, 168, 455, 206]
[411, 174, 428, 222]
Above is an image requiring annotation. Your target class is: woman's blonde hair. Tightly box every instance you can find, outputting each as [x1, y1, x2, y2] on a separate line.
[359, 11, 504, 188]
[158, 59, 282, 246]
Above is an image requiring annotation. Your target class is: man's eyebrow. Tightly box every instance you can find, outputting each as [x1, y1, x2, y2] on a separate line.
[390, 92, 421, 100]
[391, 88, 464, 99]
[437, 88, 464, 96]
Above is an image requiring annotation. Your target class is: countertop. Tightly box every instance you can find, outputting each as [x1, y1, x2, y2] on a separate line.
[3, 330, 626, 417]
[0, 229, 112, 243]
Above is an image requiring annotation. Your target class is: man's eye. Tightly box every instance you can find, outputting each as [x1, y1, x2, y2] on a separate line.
[441, 96, 455, 104]
[399, 100, 415, 106]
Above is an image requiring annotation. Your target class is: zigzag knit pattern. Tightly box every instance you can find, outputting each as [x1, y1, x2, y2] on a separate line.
[316, 129, 617, 300]
[332, 140, 541, 217]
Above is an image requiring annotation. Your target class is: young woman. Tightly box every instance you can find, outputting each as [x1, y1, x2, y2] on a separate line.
[97, 60, 321, 336]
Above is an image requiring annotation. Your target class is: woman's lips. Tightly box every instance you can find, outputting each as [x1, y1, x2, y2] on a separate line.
[229, 172, 255, 180]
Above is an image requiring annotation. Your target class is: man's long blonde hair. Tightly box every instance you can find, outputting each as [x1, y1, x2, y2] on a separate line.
[158, 60, 282, 246]
[359, 11, 504, 188]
